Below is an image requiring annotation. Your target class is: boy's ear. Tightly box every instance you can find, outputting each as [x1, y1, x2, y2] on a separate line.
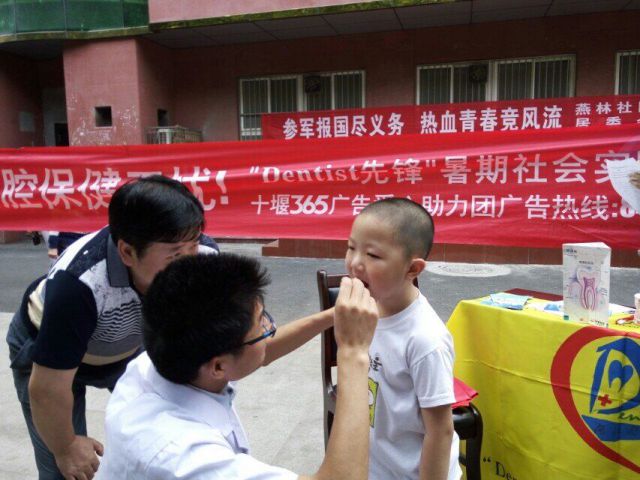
[406, 258, 427, 280]
[117, 239, 137, 267]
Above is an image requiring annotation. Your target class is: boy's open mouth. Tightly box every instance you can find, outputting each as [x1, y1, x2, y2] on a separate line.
[349, 275, 369, 289]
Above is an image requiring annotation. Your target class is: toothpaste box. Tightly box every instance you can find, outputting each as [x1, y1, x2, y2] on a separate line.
[562, 242, 611, 327]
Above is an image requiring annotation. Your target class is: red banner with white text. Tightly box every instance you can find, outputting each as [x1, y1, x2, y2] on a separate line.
[1, 124, 639, 249]
[261, 95, 640, 140]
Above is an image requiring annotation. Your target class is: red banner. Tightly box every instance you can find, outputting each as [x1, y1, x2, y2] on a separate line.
[261, 95, 640, 140]
[1, 125, 639, 249]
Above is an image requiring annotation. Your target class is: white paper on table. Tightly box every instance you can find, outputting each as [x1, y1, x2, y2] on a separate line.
[605, 158, 640, 213]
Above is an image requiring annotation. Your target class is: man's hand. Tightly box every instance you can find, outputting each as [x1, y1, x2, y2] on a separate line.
[630, 171, 640, 189]
[55, 435, 103, 480]
[305, 277, 377, 480]
[333, 277, 378, 351]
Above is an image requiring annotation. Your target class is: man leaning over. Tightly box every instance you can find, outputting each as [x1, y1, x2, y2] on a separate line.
[6, 175, 218, 480]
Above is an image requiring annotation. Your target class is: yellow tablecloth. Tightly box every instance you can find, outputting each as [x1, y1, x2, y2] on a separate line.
[448, 296, 640, 480]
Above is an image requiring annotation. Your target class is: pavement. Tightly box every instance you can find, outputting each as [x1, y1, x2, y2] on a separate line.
[0, 238, 638, 478]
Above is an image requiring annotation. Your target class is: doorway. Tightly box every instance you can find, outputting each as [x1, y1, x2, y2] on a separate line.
[54, 123, 69, 146]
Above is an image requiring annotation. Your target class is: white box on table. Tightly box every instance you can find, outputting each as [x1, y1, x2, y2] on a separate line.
[562, 242, 611, 327]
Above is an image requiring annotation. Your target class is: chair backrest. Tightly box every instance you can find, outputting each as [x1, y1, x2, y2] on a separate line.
[316, 271, 343, 386]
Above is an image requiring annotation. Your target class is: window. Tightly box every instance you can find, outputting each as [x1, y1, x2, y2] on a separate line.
[157, 109, 169, 127]
[417, 55, 575, 105]
[495, 56, 573, 100]
[239, 76, 297, 140]
[616, 50, 640, 94]
[418, 64, 488, 104]
[95, 106, 112, 127]
[239, 70, 364, 140]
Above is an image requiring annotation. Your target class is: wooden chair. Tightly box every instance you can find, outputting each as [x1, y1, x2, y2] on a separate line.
[317, 270, 483, 480]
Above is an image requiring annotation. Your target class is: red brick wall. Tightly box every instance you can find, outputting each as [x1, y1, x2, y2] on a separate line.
[149, 0, 369, 23]
[166, 11, 640, 141]
[64, 38, 143, 146]
[136, 40, 175, 135]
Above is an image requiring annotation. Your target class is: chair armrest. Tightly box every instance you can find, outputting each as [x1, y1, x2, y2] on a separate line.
[452, 403, 483, 440]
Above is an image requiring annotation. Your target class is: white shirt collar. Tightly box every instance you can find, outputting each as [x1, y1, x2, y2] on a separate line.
[135, 354, 238, 437]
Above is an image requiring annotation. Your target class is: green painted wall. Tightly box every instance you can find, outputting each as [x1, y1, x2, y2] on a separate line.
[0, 0, 148, 35]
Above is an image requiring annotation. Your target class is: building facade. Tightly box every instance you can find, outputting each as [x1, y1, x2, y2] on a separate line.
[1, 0, 639, 263]
[2, 0, 639, 148]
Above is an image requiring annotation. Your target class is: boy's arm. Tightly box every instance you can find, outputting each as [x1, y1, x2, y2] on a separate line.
[262, 307, 334, 365]
[419, 405, 455, 480]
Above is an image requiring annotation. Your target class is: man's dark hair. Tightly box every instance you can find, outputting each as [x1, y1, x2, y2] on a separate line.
[109, 175, 205, 255]
[143, 253, 270, 384]
[359, 198, 434, 259]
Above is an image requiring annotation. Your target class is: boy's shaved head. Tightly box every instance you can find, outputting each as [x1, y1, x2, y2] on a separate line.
[359, 198, 434, 259]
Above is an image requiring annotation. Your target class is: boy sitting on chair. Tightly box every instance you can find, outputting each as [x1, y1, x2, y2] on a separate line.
[345, 198, 461, 480]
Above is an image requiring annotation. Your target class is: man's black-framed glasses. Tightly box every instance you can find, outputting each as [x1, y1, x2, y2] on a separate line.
[242, 310, 277, 346]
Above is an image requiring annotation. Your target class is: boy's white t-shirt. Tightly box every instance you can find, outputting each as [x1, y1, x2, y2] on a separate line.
[368, 293, 462, 480]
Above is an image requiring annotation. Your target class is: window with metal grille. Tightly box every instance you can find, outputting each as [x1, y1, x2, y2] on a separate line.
[616, 51, 640, 94]
[239, 70, 364, 140]
[418, 64, 487, 104]
[496, 56, 574, 100]
[417, 55, 574, 105]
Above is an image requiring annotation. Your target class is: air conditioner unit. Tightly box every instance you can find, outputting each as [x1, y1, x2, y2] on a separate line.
[468, 64, 488, 83]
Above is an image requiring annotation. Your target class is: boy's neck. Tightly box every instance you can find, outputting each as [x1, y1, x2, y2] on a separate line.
[377, 284, 419, 318]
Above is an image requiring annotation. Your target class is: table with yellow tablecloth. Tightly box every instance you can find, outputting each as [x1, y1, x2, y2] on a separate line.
[448, 295, 640, 480]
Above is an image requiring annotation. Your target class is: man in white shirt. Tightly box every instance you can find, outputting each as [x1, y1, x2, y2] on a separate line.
[98, 253, 378, 480]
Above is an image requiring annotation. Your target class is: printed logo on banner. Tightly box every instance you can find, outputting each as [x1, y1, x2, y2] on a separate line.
[551, 328, 640, 474]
